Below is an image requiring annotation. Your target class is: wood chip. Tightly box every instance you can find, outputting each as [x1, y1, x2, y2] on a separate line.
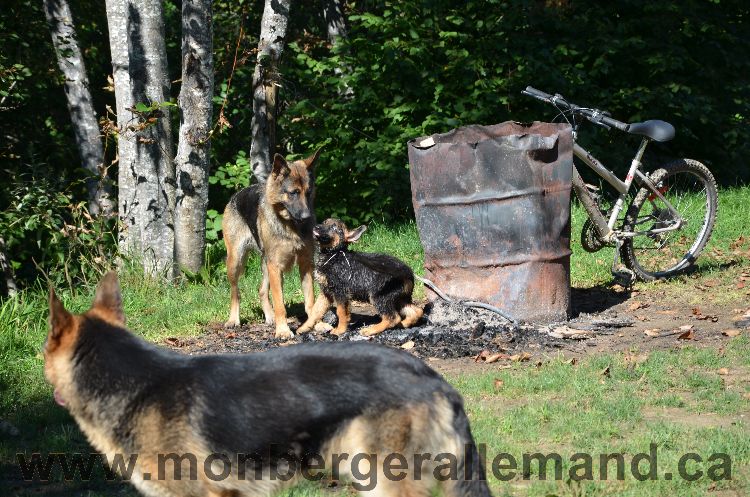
[401, 340, 415, 350]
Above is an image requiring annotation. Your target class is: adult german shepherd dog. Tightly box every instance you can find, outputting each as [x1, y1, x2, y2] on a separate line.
[222, 150, 320, 338]
[45, 272, 491, 497]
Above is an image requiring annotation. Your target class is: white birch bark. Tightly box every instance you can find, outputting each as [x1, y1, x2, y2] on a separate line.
[174, 0, 214, 274]
[249, 0, 291, 183]
[43, 0, 114, 217]
[105, 0, 175, 278]
[323, 0, 353, 97]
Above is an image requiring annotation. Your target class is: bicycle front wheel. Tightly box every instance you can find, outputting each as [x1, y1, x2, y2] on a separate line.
[621, 159, 718, 281]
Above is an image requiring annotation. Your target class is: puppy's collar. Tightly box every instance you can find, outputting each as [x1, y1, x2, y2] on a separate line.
[321, 250, 350, 268]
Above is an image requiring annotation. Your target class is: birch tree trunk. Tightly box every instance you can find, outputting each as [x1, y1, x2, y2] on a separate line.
[43, 0, 114, 217]
[0, 236, 17, 297]
[105, 0, 175, 278]
[249, 0, 291, 183]
[323, 0, 353, 97]
[174, 0, 214, 274]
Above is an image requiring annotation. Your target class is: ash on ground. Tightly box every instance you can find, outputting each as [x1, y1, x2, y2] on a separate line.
[169, 300, 617, 360]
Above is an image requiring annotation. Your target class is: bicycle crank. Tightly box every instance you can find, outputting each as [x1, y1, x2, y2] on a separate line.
[581, 218, 613, 252]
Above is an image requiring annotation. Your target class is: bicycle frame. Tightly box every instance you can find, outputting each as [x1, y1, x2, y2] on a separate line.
[571, 137, 684, 242]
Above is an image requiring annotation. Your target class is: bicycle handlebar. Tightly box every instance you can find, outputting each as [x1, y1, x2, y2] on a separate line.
[522, 86, 629, 132]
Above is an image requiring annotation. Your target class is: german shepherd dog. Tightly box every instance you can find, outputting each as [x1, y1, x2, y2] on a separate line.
[223, 150, 321, 338]
[298, 219, 423, 337]
[45, 272, 490, 497]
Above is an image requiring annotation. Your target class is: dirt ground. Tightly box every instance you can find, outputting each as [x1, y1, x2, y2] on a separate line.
[165, 283, 750, 376]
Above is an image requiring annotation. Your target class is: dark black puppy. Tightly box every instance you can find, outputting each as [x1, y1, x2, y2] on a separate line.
[297, 218, 423, 336]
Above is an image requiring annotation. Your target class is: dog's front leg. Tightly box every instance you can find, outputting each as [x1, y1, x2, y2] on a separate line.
[332, 301, 351, 336]
[266, 261, 293, 339]
[297, 293, 330, 333]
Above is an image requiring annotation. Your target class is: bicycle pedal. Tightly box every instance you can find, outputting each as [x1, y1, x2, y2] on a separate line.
[611, 266, 636, 287]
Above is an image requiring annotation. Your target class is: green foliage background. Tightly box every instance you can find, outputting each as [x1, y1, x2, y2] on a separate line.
[1, 0, 748, 286]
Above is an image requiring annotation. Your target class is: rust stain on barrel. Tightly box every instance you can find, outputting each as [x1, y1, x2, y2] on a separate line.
[408, 121, 573, 323]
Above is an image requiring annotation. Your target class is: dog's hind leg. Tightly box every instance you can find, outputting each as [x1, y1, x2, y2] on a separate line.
[298, 250, 316, 317]
[267, 261, 293, 339]
[259, 259, 274, 326]
[399, 304, 423, 329]
[225, 236, 250, 328]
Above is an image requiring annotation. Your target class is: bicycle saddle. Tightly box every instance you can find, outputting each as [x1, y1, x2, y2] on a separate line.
[626, 119, 675, 142]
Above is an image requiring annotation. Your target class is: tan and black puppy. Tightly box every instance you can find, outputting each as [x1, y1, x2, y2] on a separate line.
[222, 150, 320, 338]
[298, 219, 423, 336]
[45, 272, 490, 497]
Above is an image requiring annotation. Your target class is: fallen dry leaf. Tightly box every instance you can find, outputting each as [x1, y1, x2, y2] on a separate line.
[679, 324, 694, 331]
[566, 357, 578, 366]
[474, 350, 490, 362]
[485, 353, 508, 364]
[624, 352, 650, 367]
[717, 368, 730, 376]
[493, 378, 504, 390]
[401, 340, 415, 350]
[743, 392, 750, 401]
[722, 329, 742, 338]
[224, 332, 236, 339]
[600, 365, 611, 378]
[629, 301, 647, 311]
[550, 326, 592, 339]
[509, 352, 531, 362]
[730, 236, 747, 250]
[165, 337, 180, 346]
[678, 329, 695, 340]
[644, 328, 661, 337]
[737, 281, 746, 290]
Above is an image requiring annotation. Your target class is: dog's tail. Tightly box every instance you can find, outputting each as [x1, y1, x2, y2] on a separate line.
[448, 399, 492, 497]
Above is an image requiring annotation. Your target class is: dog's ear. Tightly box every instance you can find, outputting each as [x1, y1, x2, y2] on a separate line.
[272, 154, 290, 177]
[345, 225, 367, 243]
[302, 148, 323, 171]
[92, 271, 125, 325]
[49, 287, 73, 341]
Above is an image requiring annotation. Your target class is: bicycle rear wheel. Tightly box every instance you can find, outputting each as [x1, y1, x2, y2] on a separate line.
[621, 159, 718, 281]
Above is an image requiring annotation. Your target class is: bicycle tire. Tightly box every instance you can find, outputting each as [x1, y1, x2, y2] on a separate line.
[620, 159, 718, 281]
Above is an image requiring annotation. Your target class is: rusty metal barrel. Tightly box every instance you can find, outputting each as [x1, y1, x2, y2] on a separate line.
[408, 121, 573, 323]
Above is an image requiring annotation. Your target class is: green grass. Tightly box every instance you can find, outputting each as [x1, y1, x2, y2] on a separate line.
[1, 186, 749, 496]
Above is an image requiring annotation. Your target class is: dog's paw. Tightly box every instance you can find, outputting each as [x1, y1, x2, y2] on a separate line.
[359, 326, 383, 337]
[224, 318, 240, 328]
[275, 324, 294, 339]
[314, 322, 334, 333]
[331, 326, 348, 337]
[296, 322, 313, 334]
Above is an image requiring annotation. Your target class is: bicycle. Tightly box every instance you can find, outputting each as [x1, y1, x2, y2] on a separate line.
[522, 86, 718, 284]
